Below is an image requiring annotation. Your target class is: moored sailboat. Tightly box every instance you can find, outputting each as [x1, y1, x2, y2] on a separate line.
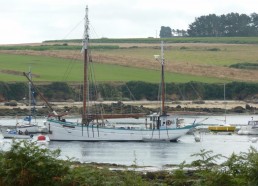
[18, 69, 48, 134]
[45, 6, 195, 142]
[208, 84, 236, 133]
[2, 69, 47, 139]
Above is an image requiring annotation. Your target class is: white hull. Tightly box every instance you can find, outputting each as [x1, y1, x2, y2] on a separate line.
[47, 119, 193, 142]
[238, 120, 258, 135]
[17, 125, 48, 134]
[2, 132, 32, 139]
[238, 126, 258, 135]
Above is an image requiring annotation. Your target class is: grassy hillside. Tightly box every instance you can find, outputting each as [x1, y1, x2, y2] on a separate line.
[0, 54, 223, 83]
[1, 37, 258, 83]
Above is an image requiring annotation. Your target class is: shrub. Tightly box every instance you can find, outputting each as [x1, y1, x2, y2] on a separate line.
[230, 62, 258, 70]
[0, 140, 70, 186]
[4, 100, 17, 106]
[207, 48, 220, 51]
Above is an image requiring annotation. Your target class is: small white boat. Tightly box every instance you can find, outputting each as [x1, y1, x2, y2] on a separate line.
[16, 122, 48, 134]
[238, 120, 258, 135]
[2, 129, 33, 139]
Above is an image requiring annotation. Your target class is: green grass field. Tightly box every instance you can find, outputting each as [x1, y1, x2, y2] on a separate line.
[0, 53, 226, 83]
[91, 44, 258, 67]
[1, 37, 258, 83]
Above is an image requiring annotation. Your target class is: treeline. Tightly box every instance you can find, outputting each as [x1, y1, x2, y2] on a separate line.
[160, 12, 258, 37]
[1, 81, 258, 103]
[188, 13, 258, 37]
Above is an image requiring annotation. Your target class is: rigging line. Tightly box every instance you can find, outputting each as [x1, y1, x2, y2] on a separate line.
[62, 19, 84, 40]
[62, 51, 81, 81]
[62, 59, 73, 81]
[164, 82, 167, 104]
[190, 83, 202, 100]
[87, 61, 96, 114]
[124, 83, 136, 101]
[89, 61, 105, 119]
[63, 59, 77, 81]
[61, 18, 85, 81]
[177, 85, 185, 100]
[123, 83, 136, 114]
[88, 59, 99, 102]
[157, 80, 162, 113]
[89, 24, 99, 39]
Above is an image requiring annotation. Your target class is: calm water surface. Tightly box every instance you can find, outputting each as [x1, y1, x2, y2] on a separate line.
[47, 134, 257, 167]
[1, 115, 258, 168]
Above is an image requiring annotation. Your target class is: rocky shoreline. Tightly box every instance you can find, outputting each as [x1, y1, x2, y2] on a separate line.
[0, 100, 257, 116]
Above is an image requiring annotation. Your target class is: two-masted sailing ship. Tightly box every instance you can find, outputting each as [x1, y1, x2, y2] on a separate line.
[35, 6, 195, 142]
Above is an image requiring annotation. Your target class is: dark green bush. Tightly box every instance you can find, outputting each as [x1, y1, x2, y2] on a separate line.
[207, 48, 220, 51]
[230, 63, 258, 70]
[0, 140, 70, 186]
[2, 81, 258, 102]
[2, 142, 258, 186]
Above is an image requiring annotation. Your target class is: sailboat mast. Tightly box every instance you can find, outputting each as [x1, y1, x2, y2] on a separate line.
[82, 6, 89, 124]
[224, 83, 226, 124]
[28, 67, 32, 124]
[161, 41, 165, 115]
[28, 68, 31, 124]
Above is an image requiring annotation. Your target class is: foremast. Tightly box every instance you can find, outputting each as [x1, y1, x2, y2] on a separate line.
[160, 41, 166, 116]
[154, 41, 166, 116]
[82, 6, 89, 124]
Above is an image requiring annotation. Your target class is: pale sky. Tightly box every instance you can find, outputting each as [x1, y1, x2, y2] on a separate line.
[0, 0, 258, 44]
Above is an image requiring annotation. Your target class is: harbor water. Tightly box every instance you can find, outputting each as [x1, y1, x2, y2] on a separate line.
[1, 114, 258, 168]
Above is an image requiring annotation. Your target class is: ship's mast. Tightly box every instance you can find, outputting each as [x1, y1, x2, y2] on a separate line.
[155, 41, 166, 116]
[160, 41, 165, 115]
[224, 83, 227, 124]
[82, 5, 89, 124]
[28, 67, 32, 124]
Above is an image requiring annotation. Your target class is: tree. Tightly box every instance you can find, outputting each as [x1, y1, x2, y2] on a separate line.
[159, 26, 172, 38]
[250, 13, 258, 36]
[187, 13, 258, 37]
[188, 14, 223, 36]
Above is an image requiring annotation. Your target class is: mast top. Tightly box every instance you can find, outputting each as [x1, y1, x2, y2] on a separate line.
[154, 41, 165, 65]
[83, 5, 89, 50]
[160, 41, 165, 65]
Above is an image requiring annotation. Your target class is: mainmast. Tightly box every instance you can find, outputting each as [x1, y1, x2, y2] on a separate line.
[82, 6, 89, 124]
